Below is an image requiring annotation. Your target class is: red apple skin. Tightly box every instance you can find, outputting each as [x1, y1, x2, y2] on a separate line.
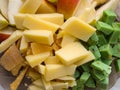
[0, 33, 10, 43]
[57, 0, 81, 19]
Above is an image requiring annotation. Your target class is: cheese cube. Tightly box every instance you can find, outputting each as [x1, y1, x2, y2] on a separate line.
[36, 64, 46, 75]
[51, 81, 68, 90]
[23, 15, 60, 33]
[55, 42, 89, 65]
[25, 52, 50, 67]
[41, 76, 53, 90]
[31, 43, 52, 54]
[57, 76, 76, 87]
[75, 51, 95, 66]
[19, 36, 28, 54]
[61, 34, 77, 47]
[61, 17, 96, 42]
[19, 0, 42, 13]
[45, 64, 77, 81]
[34, 13, 64, 25]
[36, 0, 56, 13]
[44, 56, 61, 64]
[14, 13, 64, 29]
[23, 30, 54, 45]
[14, 14, 26, 29]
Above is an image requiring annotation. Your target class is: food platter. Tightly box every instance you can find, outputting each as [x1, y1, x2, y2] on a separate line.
[0, 0, 120, 90]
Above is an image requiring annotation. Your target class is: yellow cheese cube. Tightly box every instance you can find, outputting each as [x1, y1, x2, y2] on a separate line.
[14, 13, 63, 29]
[19, 36, 28, 54]
[57, 76, 76, 87]
[34, 13, 64, 25]
[61, 17, 96, 42]
[36, 0, 56, 13]
[14, 14, 26, 29]
[31, 43, 52, 54]
[41, 76, 53, 90]
[45, 64, 77, 81]
[23, 30, 54, 45]
[36, 64, 46, 75]
[25, 52, 50, 67]
[44, 56, 61, 64]
[51, 81, 68, 90]
[23, 15, 60, 33]
[55, 42, 89, 65]
[61, 34, 77, 47]
[75, 51, 95, 66]
[19, 0, 42, 13]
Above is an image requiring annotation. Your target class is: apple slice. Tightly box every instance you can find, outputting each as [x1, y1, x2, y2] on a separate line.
[0, 30, 22, 53]
[57, 0, 81, 19]
[0, 0, 8, 19]
[0, 14, 8, 29]
[8, 0, 23, 25]
[0, 26, 15, 42]
[37, 0, 56, 13]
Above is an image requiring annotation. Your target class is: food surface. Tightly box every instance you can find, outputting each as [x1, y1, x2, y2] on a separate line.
[0, 0, 120, 90]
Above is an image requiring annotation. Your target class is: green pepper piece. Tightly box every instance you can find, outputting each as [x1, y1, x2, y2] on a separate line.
[89, 45, 101, 59]
[114, 59, 120, 72]
[91, 61, 111, 75]
[95, 21, 114, 35]
[85, 76, 96, 88]
[97, 34, 107, 46]
[109, 23, 120, 44]
[101, 10, 116, 25]
[112, 44, 120, 58]
[99, 44, 112, 58]
[88, 32, 99, 45]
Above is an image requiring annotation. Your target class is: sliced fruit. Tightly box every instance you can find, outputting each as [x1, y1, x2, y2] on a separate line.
[57, 0, 81, 19]
[8, 0, 23, 25]
[0, 0, 8, 19]
[19, 0, 42, 13]
[0, 30, 22, 53]
[0, 14, 8, 29]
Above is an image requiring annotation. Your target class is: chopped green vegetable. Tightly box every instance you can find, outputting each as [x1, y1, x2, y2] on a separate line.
[85, 76, 96, 88]
[101, 10, 116, 25]
[112, 44, 120, 58]
[109, 23, 120, 44]
[99, 44, 112, 58]
[74, 69, 81, 79]
[95, 21, 114, 35]
[97, 34, 107, 46]
[102, 58, 113, 65]
[89, 45, 101, 59]
[88, 32, 99, 45]
[77, 72, 90, 87]
[97, 77, 109, 90]
[91, 61, 111, 75]
[114, 59, 120, 72]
